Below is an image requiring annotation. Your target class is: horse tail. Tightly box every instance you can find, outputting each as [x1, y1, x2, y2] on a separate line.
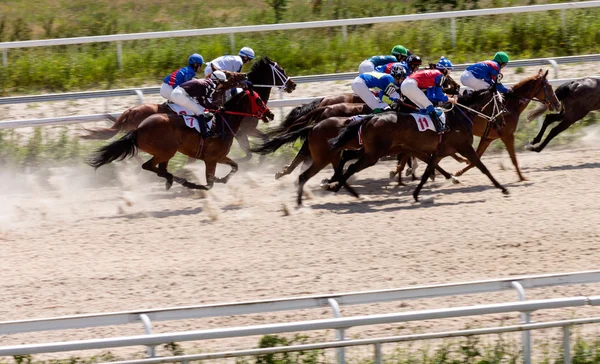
[526, 103, 549, 122]
[265, 105, 327, 139]
[87, 131, 138, 169]
[526, 81, 571, 122]
[80, 113, 128, 140]
[328, 115, 374, 150]
[252, 125, 314, 155]
[281, 98, 323, 129]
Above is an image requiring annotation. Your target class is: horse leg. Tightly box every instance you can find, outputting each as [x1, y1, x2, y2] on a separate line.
[323, 149, 362, 185]
[327, 152, 380, 193]
[214, 156, 239, 184]
[275, 140, 310, 180]
[410, 151, 459, 184]
[527, 111, 564, 147]
[391, 154, 408, 185]
[142, 158, 175, 190]
[234, 134, 253, 163]
[297, 161, 327, 206]
[501, 133, 527, 182]
[412, 154, 439, 202]
[529, 110, 586, 153]
[451, 153, 469, 164]
[454, 137, 494, 177]
[457, 145, 509, 195]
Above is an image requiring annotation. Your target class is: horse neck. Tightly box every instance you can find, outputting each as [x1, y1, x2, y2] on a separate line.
[508, 77, 542, 112]
[247, 68, 274, 103]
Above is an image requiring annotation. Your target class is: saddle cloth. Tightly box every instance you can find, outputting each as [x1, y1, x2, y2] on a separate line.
[167, 102, 213, 133]
[410, 108, 446, 132]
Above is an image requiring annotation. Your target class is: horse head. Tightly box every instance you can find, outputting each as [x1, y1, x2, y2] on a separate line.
[510, 69, 560, 112]
[247, 57, 297, 94]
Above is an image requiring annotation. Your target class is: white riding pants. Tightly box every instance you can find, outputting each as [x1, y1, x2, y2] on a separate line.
[351, 77, 388, 110]
[400, 78, 432, 110]
[358, 60, 375, 74]
[170, 86, 205, 115]
[460, 70, 491, 91]
[160, 83, 174, 101]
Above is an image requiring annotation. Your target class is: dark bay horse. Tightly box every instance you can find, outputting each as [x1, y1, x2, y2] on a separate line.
[326, 89, 509, 202]
[88, 81, 275, 190]
[525, 77, 600, 152]
[453, 70, 560, 181]
[82, 58, 297, 161]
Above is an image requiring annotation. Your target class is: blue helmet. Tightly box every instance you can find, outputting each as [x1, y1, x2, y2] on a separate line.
[238, 47, 255, 59]
[435, 56, 453, 71]
[188, 53, 204, 67]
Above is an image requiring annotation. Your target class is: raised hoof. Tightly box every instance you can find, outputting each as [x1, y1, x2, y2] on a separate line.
[326, 181, 341, 192]
[165, 180, 173, 191]
[524, 141, 535, 151]
[405, 168, 413, 177]
[389, 170, 398, 179]
[274, 172, 283, 180]
[454, 170, 465, 177]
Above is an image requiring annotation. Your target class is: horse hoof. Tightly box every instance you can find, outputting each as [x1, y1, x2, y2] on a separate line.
[405, 168, 413, 177]
[524, 141, 534, 151]
[502, 188, 510, 195]
[389, 171, 398, 179]
[275, 172, 283, 180]
[165, 181, 173, 191]
[454, 170, 464, 177]
[451, 176, 461, 184]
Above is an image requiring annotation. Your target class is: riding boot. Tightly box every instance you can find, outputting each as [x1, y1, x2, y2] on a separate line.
[428, 110, 448, 134]
[198, 113, 216, 139]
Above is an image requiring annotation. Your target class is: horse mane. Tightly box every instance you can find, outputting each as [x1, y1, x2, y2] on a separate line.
[511, 72, 540, 91]
[249, 57, 273, 74]
[457, 89, 490, 105]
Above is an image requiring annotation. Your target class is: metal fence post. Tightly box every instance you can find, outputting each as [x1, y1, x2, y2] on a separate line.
[2, 50, 7, 67]
[563, 325, 571, 364]
[374, 343, 382, 364]
[117, 41, 123, 70]
[139, 314, 156, 358]
[451, 18, 457, 48]
[327, 298, 345, 364]
[341, 25, 348, 43]
[511, 282, 531, 364]
[229, 34, 236, 54]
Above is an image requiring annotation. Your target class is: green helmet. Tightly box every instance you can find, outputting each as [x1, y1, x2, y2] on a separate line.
[391, 45, 408, 57]
[493, 52, 509, 64]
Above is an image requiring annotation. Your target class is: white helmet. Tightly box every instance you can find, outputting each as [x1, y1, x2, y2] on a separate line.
[209, 70, 227, 83]
[238, 47, 255, 59]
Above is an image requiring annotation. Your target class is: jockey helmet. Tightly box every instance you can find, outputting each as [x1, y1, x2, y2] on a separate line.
[390, 64, 407, 79]
[407, 55, 422, 67]
[239, 47, 255, 59]
[493, 52, 509, 64]
[435, 56, 454, 71]
[391, 45, 409, 57]
[210, 70, 227, 83]
[188, 53, 204, 67]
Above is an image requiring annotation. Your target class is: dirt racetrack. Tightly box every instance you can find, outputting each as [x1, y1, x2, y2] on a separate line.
[2, 136, 600, 360]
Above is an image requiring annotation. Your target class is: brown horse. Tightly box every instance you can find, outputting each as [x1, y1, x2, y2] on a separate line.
[82, 58, 297, 161]
[87, 81, 277, 190]
[453, 69, 560, 181]
[525, 77, 600, 152]
[325, 88, 509, 202]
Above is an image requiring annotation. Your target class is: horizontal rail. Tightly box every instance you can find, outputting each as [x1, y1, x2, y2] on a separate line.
[1, 2, 599, 50]
[0, 75, 597, 129]
[2, 270, 600, 335]
[101, 316, 600, 364]
[0, 296, 595, 356]
[1, 55, 599, 106]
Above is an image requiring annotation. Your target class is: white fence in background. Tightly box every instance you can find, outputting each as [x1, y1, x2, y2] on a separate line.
[1, 270, 600, 364]
[1, 1, 599, 66]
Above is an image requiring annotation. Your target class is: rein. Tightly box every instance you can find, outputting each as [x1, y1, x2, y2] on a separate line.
[250, 62, 291, 90]
[508, 76, 555, 108]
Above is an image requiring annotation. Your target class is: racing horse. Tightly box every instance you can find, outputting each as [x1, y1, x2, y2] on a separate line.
[525, 77, 600, 153]
[453, 69, 560, 181]
[87, 62, 294, 190]
[325, 88, 509, 202]
[82, 57, 296, 161]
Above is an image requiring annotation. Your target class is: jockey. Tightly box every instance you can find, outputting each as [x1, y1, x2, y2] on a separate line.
[160, 53, 204, 101]
[400, 57, 458, 134]
[358, 45, 410, 74]
[460, 52, 510, 93]
[375, 55, 422, 77]
[170, 70, 228, 139]
[352, 64, 407, 113]
[204, 47, 255, 76]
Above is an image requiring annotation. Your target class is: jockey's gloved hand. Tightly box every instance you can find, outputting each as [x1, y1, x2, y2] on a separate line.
[244, 80, 253, 87]
[203, 112, 214, 121]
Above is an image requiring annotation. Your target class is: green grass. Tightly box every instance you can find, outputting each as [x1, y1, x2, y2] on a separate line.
[1, 0, 600, 95]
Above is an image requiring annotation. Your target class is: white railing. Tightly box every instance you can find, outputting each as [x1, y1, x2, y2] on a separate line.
[1, 1, 599, 66]
[0, 76, 595, 130]
[1, 271, 600, 364]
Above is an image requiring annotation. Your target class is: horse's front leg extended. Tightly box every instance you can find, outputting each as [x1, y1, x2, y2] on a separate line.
[214, 156, 239, 184]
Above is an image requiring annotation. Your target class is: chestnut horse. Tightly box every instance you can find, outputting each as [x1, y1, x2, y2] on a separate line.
[326, 89, 509, 202]
[453, 69, 560, 181]
[82, 57, 297, 161]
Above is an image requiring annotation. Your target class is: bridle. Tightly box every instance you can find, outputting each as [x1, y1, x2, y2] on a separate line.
[250, 62, 292, 90]
[511, 75, 558, 109]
